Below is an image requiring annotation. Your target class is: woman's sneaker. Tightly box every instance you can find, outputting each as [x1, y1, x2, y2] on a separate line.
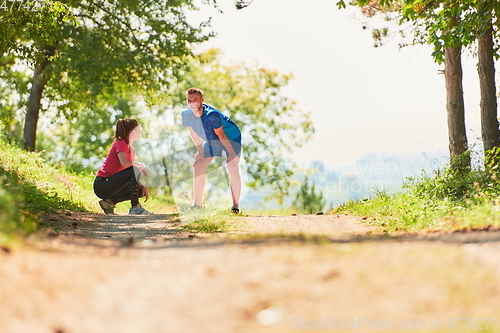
[99, 200, 115, 215]
[128, 205, 153, 215]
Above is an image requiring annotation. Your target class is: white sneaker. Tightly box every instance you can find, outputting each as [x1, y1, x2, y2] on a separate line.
[128, 205, 153, 215]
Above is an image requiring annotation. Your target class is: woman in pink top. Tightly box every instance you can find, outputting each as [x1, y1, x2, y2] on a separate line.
[93, 118, 152, 215]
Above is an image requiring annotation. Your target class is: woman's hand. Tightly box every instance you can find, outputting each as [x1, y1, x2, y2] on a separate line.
[140, 185, 150, 203]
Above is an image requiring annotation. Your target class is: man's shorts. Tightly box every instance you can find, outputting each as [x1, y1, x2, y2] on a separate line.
[203, 136, 242, 158]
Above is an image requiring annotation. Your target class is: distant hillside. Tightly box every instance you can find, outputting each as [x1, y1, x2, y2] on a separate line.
[241, 152, 448, 211]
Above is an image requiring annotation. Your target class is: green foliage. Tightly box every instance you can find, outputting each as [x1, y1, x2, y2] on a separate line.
[0, 141, 87, 214]
[0, 179, 36, 241]
[0, 137, 93, 243]
[0, 63, 29, 144]
[485, 146, 500, 175]
[335, 191, 458, 232]
[36, 95, 136, 172]
[1, 0, 214, 150]
[406, 150, 500, 201]
[34, 49, 314, 202]
[0, 1, 73, 64]
[400, 0, 486, 63]
[338, 0, 500, 63]
[292, 176, 326, 214]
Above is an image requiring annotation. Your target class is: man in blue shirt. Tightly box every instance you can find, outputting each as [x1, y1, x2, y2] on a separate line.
[181, 87, 242, 213]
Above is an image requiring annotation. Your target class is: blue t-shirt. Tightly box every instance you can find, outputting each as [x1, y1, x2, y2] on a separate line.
[182, 104, 241, 145]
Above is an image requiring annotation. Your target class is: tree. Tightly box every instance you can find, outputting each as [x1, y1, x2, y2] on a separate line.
[35, 49, 315, 198]
[0, 1, 72, 150]
[443, 14, 469, 172]
[403, 0, 472, 171]
[1, 0, 212, 151]
[292, 176, 326, 214]
[476, 1, 500, 155]
[337, 0, 500, 171]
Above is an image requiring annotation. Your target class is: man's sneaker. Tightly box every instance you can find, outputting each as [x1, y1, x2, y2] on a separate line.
[128, 205, 153, 215]
[99, 200, 115, 215]
[231, 205, 240, 214]
[188, 203, 204, 212]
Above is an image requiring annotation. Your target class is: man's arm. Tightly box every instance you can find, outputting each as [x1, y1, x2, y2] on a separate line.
[188, 127, 205, 161]
[214, 126, 238, 160]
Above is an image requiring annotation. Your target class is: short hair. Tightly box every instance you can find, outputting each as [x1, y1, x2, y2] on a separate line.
[185, 87, 203, 97]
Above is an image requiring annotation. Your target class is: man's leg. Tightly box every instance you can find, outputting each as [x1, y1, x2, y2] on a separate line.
[193, 157, 214, 206]
[227, 160, 241, 206]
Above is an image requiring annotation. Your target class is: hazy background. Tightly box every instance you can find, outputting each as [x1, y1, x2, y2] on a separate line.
[192, 0, 486, 209]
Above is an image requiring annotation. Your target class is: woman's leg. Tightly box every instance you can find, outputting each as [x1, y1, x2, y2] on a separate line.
[94, 167, 142, 206]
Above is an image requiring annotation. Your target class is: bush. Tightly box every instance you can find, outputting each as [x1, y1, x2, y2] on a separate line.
[333, 150, 500, 232]
[0, 180, 36, 239]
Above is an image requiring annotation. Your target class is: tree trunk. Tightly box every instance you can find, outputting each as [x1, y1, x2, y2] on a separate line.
[23, 46, 55, 151]
[444, 45, 469, 171]
[477, 23, 500, 156]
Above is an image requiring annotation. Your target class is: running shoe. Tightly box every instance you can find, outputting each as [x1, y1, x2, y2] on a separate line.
[99, 200, 115, 215]
[128, 205, 153, 215]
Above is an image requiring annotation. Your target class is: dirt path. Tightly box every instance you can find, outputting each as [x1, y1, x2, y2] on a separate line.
[1, 212, 500, 333]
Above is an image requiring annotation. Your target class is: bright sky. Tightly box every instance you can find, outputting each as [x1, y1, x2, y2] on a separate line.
[196, 0, 483, 166]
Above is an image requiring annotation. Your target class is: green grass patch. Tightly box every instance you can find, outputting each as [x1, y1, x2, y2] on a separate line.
[179, 207, 242, 233]
[181, 218, 230, 233]
[0, 141, 97, 244]
[333, 156, 500, 233]
[0, 144, 89, 214]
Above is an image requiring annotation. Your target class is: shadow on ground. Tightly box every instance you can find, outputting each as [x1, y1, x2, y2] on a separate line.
[43, 212, 192, 245]
[40, 212, 500, 252]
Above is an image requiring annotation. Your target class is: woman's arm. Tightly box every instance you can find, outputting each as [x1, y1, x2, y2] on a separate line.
[118, 152, 148, 177]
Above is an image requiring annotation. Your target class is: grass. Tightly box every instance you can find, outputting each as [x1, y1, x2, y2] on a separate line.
[0, 140, 180, 245]
[333, 158, 500, 233]
[0, 142, 92, 245]
[0, 145, 88, 213]
[181, 218, 230, 233]
[178, 206, 242, 233]
[4, 133, 500, 244]
[0, 137, 249, 244]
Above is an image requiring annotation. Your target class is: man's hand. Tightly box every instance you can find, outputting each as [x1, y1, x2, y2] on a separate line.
[134, 162, 149, 177]
[194, 149, 205, 165]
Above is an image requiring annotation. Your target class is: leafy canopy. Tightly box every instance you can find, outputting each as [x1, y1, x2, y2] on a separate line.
[335, 0, 500, 63]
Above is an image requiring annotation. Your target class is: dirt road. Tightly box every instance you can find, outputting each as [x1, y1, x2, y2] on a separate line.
[1, 212, 500, 333]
